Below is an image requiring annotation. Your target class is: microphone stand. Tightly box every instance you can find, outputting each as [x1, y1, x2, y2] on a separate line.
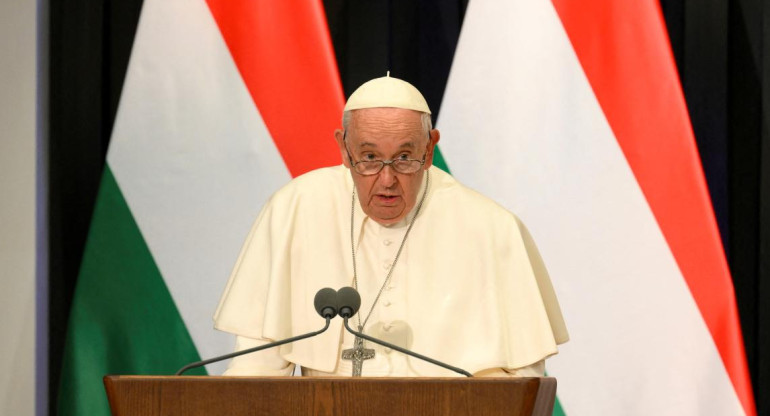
[175, 317, 332, 375]
[343, 317, 472, 377]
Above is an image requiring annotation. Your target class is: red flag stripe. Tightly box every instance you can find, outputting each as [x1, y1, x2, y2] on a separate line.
[205, 0, 344, 178]
[551, 1, 755, 414]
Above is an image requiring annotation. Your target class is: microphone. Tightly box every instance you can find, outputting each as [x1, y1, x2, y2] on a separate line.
[314, 287, 339, 319]
[337, 286, 361, 318]
[336, 286, 473, 377]
[175, 287, 338, 375]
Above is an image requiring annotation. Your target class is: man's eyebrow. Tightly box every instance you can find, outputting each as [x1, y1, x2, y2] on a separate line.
[357, 140, 418, 149]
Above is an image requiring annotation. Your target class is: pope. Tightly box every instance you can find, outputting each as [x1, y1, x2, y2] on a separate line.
[213, 74, 569, 377]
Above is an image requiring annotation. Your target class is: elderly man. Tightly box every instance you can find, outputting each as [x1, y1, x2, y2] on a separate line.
[213, 75, 568, 377]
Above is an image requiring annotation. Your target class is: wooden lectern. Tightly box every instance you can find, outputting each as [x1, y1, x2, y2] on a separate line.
[104, 375, 556, 415]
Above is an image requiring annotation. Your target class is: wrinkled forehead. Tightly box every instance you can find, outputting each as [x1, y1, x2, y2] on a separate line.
[346, 108, 426, 141]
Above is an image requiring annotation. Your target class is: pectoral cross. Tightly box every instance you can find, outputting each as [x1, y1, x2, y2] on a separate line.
[341, 329, 375, 376]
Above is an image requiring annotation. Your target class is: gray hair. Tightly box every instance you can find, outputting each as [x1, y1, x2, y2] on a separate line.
[342, 110, 433, 135]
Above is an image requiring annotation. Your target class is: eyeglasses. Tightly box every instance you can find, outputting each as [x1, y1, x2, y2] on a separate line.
[343, 130, 427, 176]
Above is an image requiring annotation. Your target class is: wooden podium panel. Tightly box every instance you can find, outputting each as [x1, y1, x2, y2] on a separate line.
[104, 376, 556, 416]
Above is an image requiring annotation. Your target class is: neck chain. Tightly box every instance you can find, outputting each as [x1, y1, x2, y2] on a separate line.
[350, 171, 430, 331]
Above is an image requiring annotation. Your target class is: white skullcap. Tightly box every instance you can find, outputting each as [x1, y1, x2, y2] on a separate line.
[344, 72, 431, 114]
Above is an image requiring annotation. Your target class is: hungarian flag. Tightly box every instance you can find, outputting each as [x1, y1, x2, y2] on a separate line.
[57, 0, 343, 415]
[437, 0, 755, 415]
[59, 0, 755, 415]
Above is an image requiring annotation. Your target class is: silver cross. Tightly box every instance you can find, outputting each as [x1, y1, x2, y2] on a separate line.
[341, 331, 375, 376]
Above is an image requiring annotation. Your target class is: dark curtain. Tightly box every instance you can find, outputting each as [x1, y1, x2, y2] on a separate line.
[47, 0, 769, 414]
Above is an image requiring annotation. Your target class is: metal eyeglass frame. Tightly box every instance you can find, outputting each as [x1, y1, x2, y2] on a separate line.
[342, 129, 428, 176]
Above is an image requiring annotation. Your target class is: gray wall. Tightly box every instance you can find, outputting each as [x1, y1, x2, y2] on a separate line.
[0, 0, 37, 414]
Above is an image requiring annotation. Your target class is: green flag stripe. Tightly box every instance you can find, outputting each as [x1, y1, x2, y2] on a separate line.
[58, 164, 205, 416]
[438, 145, 566, 416]
[433, 145, 451, 173]
[552, 395, 567, 416]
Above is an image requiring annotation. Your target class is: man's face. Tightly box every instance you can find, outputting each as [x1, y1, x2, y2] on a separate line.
[334, 108, 440, 225]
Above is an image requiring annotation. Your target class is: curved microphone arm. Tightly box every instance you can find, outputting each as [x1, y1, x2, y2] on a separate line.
[342, 317, 472, 377]
[175, 317, 332, 376]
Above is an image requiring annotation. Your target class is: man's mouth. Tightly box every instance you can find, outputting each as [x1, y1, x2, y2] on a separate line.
[375, 194, 401, 204]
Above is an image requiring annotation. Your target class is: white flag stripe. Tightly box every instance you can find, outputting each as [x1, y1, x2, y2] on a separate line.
[107, 0, 291, 372]
[438, 0, 743, 414]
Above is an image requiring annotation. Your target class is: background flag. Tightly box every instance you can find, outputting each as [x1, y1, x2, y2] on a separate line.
[57, 1, 342, 415]
[437, 0, 755, 415]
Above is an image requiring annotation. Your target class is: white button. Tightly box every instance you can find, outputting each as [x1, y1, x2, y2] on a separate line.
[384, 300, 392, 307]
[383, 239, 392, 246]
[383, 262, 391, 269]
[383, 324, 392, 332]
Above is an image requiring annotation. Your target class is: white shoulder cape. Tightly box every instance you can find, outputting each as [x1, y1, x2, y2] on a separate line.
[214, 165, 569, 374]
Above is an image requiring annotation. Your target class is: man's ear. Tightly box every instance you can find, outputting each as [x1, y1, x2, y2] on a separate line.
[424, 129, 441, 169]
[334, 129, 351, 168]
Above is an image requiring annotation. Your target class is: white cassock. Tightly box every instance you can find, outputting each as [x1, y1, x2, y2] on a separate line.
[213, 165, 569, 376]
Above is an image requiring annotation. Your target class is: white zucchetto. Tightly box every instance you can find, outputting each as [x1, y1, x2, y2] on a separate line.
[344, 73, 431, 114]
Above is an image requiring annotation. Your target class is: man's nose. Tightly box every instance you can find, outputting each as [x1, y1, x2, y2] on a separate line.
[378, 164, 397, 187]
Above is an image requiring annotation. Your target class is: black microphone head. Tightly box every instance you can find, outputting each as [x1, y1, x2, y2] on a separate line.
[314, 288, 338, 319]
[336, 286, 361, 319]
